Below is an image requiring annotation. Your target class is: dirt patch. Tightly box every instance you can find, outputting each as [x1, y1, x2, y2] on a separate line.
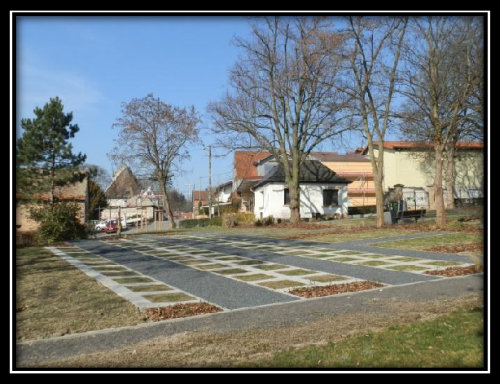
[144, 303, 222, 321]
[425, 265, 483, 277]
[289, 281, 385, 298]
[426, 243, 483, 253]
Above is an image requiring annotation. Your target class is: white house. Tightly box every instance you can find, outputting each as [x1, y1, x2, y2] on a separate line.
[215, 181, 232, 203]
[251, 160, 351, 220]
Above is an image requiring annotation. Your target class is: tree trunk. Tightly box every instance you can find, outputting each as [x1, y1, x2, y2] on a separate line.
[117, 205, 122, 237]
[374, 176, 385, 228]
[433, 145, 447, 229]
[288, 156, 301, 224]
[445, 141, 456, 209]
[289, 181, 301, 224]
[160, 183, 175, 230]
[367, 140, 385, 228]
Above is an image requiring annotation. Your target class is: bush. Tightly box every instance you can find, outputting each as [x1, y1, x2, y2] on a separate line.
[222, 213, 238, 228]
[178, 217, 222, 229]
[254, 219, 263, 226]
[263, 215, 275, 226]
[29, 202, 87, 244]
[234, 212, 256, 225]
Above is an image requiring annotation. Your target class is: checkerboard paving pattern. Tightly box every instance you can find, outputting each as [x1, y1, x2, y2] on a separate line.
[110, 238, 365, 295]
[48, 233, 474, 313]
[151, 234, 474, 275]
[47, 245, 212, 310]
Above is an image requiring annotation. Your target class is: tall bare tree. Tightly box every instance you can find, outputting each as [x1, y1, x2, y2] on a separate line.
[208, 16, 350, 223]
[399, 16, 483, 226]
[340, 16, 408, 228]
[110, 94, 200, 230]
[443, 18, 484, 209]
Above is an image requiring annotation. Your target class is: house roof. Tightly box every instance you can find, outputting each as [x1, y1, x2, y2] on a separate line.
[192, 190, 209, 202]
[251, 160, 351, 190]
[310, 152, 370, 162]
[215, 181, 232, 191]
[105, 165, 143, 199]
[234, 151, 271, 180]
[360, 141, 483, 154]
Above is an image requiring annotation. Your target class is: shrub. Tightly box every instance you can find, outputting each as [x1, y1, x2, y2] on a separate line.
[254, 219, 263, 227]
[29, 202, 87, 244]
[233, 212, 255, 225]
[178, 217, 222, 229]
[263, 215, 275, 226]
[222, 213, 238, 228]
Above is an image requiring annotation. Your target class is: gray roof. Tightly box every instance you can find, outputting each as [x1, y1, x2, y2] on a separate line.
[251, 160, 351, 190]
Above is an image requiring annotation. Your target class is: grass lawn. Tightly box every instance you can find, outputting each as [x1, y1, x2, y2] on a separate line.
[16, 247, 146, 341]
[375, 233, 482, 252]
[253, 306, 484, 368]
[31, 294, 484, 369]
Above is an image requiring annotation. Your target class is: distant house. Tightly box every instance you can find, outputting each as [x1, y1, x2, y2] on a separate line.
[360, 141, 484, 209]
[232, 151, 272, 212]
[251, 160, 351, 220]
[192, 190, 209, 210]
[310, 152, 375, 207]
[102, 187, 165, 225]
[103, 165, 164, 224]
[215, 181, 232, 204]
[105, 164, 142, 199]
[230, 150, 372, 215]
[16, 171, 89, 233]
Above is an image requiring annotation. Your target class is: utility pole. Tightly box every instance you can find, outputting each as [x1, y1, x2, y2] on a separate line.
[208, 145, 212, 219]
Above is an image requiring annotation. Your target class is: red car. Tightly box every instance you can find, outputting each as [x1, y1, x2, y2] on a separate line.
[104, 219, 118, 234]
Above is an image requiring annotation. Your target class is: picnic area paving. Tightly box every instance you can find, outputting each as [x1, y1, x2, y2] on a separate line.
[45, 232, 475, 314]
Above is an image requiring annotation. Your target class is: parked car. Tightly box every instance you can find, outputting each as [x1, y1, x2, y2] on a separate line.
[95, 220, 109, 232]
[104, 219, 118, 234]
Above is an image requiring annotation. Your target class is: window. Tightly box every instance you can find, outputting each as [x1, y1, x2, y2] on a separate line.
[323, 189, 339, 207]
[284, 188, 290, 206]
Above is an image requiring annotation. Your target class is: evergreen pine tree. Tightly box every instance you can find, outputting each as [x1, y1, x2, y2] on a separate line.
[16, 97, 86, 203]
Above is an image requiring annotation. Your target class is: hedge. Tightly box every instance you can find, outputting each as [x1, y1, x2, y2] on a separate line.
[178, 217, 222, 228]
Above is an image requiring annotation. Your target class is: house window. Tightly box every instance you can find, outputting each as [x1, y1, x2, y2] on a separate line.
[284, 188, 290, 206]
[323, 189, 339, 207]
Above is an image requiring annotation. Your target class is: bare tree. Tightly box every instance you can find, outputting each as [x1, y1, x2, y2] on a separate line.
[110, 94, 200, 230]
[399, 16, 483, 226]
[208, 16, 350, 223]
[341, 16, 408, 228]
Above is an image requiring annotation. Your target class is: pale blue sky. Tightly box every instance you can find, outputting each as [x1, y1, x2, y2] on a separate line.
[16, 15, 367, 196]
[16, 16, 258, 195]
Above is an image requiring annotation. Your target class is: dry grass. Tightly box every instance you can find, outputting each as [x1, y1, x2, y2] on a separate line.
[16, 247, 147, 341]
[30, 294, 483, 368]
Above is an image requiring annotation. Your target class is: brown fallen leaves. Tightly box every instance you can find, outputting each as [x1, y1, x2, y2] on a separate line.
[426, 243, 483, 253]
[289, 281, 385, 298]
[144, 303, 222, 321]
[425, 265, 483, 277]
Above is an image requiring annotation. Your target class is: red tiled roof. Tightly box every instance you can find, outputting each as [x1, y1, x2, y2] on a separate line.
[361, 141, 483, 154]
[311, 152, 370, 162]
[234, 151, 272, 180]
[192, 190, 209, 202]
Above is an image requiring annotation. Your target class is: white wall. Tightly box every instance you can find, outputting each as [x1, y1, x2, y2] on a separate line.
[253, 183, 348, 220]
[216, 185, 232, 203]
